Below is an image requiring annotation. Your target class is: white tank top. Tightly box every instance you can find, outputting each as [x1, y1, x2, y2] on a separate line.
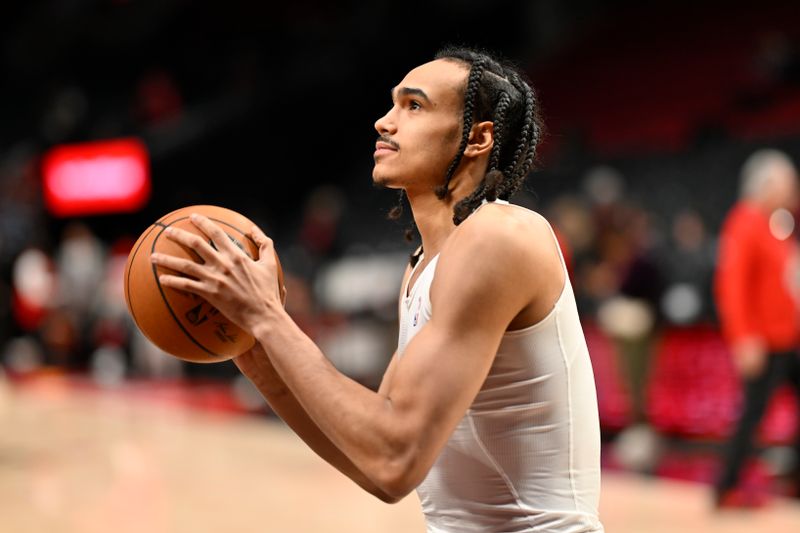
[397, 201, 603, 533]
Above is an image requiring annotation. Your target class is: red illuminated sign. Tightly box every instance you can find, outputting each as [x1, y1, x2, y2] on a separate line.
[42, 138, 151, 217]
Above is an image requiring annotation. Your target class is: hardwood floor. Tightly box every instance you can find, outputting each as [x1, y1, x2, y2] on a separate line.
[1, 376, 798, 533]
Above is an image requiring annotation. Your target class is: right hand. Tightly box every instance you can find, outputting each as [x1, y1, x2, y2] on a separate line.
[731, 337, 767, 379]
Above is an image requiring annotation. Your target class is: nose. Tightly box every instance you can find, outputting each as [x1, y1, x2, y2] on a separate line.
[374, 107, 397, 136]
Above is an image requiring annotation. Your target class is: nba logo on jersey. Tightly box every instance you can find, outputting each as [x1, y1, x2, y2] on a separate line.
[412, 297, 421, 327]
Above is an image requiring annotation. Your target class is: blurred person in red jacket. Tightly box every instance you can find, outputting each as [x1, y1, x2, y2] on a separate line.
[714, 148, 800, 507]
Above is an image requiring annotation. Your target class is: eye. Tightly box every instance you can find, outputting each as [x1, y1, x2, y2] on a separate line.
[408, 100, 422, 111]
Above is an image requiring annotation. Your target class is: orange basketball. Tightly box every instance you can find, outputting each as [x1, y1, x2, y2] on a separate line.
[123, 205, 283, 363]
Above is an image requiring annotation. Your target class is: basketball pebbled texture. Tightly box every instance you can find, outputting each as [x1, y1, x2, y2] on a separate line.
[124, 205, 282, 363]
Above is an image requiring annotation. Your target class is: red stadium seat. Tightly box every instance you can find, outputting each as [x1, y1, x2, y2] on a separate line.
[584, 322, 632, 431]
[646, 325, 798, 443]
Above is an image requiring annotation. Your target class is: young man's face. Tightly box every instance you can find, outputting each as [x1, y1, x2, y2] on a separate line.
[373, 59, 467, 192]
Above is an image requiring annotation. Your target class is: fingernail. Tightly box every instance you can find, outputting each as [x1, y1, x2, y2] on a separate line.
[191, 214, 200, 222]
[165, 227, 174, 235]
[150, 253, 160, 262]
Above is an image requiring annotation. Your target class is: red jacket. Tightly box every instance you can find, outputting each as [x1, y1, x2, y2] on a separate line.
[714, 202, 800, 351]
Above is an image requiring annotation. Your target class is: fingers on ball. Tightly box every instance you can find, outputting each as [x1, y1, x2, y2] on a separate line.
[152, 253, 205, 279]
[191, 214, 240, 255]
[166, 227, 217, 260]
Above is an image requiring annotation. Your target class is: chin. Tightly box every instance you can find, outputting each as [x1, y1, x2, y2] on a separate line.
[372, 169, 400, 189]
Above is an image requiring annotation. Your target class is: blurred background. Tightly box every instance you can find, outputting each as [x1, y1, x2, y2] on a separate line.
[2, 0, 800, 531]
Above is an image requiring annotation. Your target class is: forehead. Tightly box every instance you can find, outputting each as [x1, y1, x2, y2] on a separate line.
[395, 59, 468, 105]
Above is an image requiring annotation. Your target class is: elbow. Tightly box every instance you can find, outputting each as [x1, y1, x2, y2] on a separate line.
[371, 487, 404, 505]
[370, 456, 425, 504]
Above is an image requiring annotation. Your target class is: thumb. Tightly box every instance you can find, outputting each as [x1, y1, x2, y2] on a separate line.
[250, 224, 286, 304]
[250, 225, 273, 262]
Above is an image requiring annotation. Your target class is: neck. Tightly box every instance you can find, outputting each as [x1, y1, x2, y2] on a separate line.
[744, 196, 778, 215]
[405, 190, 455, 260]
[405, 168, 484, 259]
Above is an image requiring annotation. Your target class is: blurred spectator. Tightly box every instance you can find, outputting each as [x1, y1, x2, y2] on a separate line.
[580, 166, 664, 427]
[38, 306, 81, 369]
[713, 148, 800, 507]
[11, 247, 55, 334]
[660, 209, 716, 325]
[546, 194, 591, 280]
[55, 223, 105, 318]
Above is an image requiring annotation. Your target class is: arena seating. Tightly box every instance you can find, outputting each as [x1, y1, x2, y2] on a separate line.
[646, 325, 798, 444]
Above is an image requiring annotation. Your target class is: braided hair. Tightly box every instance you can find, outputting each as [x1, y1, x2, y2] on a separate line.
[436, 46, 543, 225]
[389, 47, 544, 256]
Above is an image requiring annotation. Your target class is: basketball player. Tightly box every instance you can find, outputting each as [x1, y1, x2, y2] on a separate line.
[152, 47, 604, 532]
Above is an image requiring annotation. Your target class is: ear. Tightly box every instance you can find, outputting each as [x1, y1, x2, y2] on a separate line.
[463, 121, 494, 159]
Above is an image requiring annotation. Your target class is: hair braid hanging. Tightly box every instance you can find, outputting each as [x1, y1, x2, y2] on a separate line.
[394, 46, 545, 234]
[495, 73, 540, 200]
[435, 58, 485, 200]
[452, 90, 512, 224]
[487, 91, 512, 172]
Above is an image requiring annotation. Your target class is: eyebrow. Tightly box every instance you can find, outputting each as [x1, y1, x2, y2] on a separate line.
[392, 86, 432, 105]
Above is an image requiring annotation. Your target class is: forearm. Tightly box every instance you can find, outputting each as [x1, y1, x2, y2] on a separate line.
[237, 345, 397, 502]
[253, 312, 415, 498]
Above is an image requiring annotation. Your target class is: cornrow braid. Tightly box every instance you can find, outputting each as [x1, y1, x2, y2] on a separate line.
[435, 58, 485, 200]
[452, 89, 513, 222]
[452, 168, 507, 223]
[487, 91, 512, 172]
[434, 46, 545, 224]
[496, 74, 541, 200]
[503, 76, 533, 176]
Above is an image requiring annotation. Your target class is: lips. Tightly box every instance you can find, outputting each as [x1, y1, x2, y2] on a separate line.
[375, 141, 398, 151]
[374, 141, 398, 158]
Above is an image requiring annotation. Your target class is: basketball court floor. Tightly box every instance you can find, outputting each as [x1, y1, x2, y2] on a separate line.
[1, 376, 799, 533]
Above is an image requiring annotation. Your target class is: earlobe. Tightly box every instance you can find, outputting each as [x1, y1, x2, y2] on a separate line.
[464, 121, 494, 158]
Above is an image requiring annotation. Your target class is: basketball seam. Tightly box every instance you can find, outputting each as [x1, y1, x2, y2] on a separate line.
[125, 222, 161, 341]
[150, 216, 257, 359]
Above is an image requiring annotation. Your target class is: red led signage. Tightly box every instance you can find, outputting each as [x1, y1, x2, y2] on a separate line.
[42, 138, 151, 217]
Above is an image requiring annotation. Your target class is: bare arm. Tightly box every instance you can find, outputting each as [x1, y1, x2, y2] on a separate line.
[233, 343, 395, 501]
[247, 219, 539, 499]
[230, 263, 411, 501]
[153, 211, 546, 501]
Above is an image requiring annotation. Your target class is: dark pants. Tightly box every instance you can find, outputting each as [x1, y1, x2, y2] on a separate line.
[715, 350, 800, 495]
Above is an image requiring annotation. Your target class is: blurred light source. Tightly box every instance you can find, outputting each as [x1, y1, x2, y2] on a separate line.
[41, 138, 150, 217]
[661, 283, 702, 325]
[769, 208, 795, 241]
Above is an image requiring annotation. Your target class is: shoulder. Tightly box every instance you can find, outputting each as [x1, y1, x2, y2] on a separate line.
[443, 202, 559, 268]
[431, 202, 561, 311]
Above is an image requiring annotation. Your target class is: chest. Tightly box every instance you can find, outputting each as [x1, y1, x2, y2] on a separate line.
[398, 257, 438, 355]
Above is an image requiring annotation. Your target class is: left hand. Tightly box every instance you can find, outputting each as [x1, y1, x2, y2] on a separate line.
[151, 213, 285, 335]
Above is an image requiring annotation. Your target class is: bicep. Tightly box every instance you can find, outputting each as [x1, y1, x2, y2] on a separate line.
[386, 317, 501, 431]
[377, 350, 399, 395]
[379, 245, 531, 476]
